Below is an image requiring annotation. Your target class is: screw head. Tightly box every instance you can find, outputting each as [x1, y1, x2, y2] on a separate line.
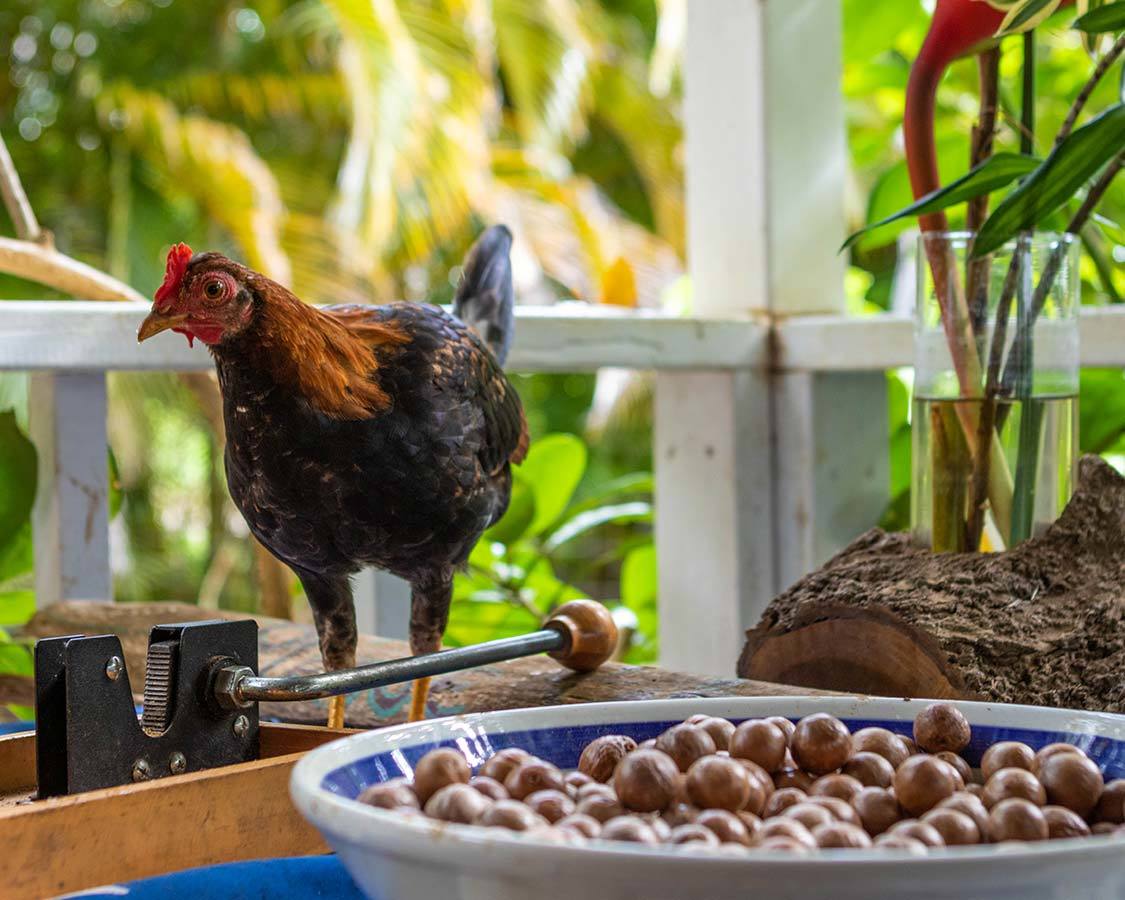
[131, 759, 152, 782]
[233, 715, 250, 738]
[169, 752, 187, 775]
[105, 656, 123, 681]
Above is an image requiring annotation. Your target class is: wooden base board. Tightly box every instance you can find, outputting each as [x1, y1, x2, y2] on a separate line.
[0, 722, 351, 900]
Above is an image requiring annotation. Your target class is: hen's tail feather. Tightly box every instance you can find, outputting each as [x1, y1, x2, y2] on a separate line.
[453, 224, 514, 366]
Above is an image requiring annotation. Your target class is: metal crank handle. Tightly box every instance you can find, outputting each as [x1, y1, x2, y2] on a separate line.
[213, 599, 617, 709]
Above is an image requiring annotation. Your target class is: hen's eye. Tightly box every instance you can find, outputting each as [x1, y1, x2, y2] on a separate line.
[204, 280, 224, 300]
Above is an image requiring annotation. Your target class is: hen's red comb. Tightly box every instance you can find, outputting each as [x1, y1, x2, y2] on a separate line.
[154, 242, 193, 310]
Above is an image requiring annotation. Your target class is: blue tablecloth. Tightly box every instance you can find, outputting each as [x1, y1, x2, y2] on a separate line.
[69, 856, 365, 899]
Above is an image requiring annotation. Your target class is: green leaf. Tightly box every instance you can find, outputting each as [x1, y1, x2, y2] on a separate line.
[0, 411, 37, 553]
[1080, 369, 1125, 452]
[542, 501, 653, 553]
[1074, 2, 1125, 32]
[518, 433, 588, 536]
[974, 105, 1125, 257]
[108, 447, 123, 520]
[483, 468, 536, 545]
[841, 154, 1041, 252]
[621, 542, 657, 613]
[851, 136, 968, 253]
[0, 591, 34, 628]
[0, 522, 32, 585]
[997, 0, 1065, 35]
[0, 641, 32, 677]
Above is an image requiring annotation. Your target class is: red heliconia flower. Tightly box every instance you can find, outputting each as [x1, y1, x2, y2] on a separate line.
[904, 0, 1075, 230]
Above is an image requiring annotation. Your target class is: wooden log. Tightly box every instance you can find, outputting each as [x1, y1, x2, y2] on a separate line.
[22, 601, 826, 729]
[739, 455, 1125, 712]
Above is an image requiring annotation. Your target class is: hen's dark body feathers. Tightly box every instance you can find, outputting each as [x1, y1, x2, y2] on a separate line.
[217, 302, 521, 582]
[204, 226, 524, 675]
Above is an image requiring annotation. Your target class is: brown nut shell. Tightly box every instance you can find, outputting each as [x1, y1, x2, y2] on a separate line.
[894, 755, 960, 816]
[1037, 752, 1103, 818]
[670, 823, 720, 846]
[477, 799, 548, 831]
[479, 748, 530, 784]
[576, 791, 625, 823]
[980, 742, 1035, 781]
[730, 720, 788, 773]
[887, 819, 945, 847]
[599, 815, 660, 845]
[782, 801, 835, 831]
[696, 808, 752, 846]
[806, 795, 862, 826]
[852, 786, 901, 836]
[614, 748, 680, 812]
[934, 752, 973, 787]
[810, 774, 864, 804]
[685, 755, 753, 812]
[505, 759, 565, 800]
[812, 822, 872, 849]
[773, 767, 814, 792]
[412, 748, 470, 804]
[759, 817, 817, 848]
[873, 834, 928, 855]
[1096, 780, 1125, 824]
[556, 812, 602, 838]
[1031, 742, 1086, 777]
[694, 716, 736, 751]
[525, 789, 576, 823]
[655, 724, 717, 773]
[936, 792, 990, 838]
[763, 787, 807, 818]
[468, 775, 509, 802]
[791, 714, 853, 776]
[358, 779, 420, 810]
[423, 783, 491, 823]
[913, 703, 971, 754]
[765, 716, 797, 740]
[988, 797, 1048, 842]
[920, 808, 980, 845]
[851, 728, 910, 769]
[1043, 805, 1092, 840]
[578, 735, 637, 783]
[981, 767, 1046, 809]
[842, 752, 896, 789]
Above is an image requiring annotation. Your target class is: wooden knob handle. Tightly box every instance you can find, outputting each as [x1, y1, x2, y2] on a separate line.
[544, 600, 618, 672]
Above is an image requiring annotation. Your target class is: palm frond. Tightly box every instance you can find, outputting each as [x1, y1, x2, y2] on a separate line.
[100, 86, 291, 283]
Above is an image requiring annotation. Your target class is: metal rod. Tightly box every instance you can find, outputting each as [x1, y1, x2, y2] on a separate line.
[221, 627, 566, 706]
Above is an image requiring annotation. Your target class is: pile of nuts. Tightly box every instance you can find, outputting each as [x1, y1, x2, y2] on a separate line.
[356, 704, 1125, 855]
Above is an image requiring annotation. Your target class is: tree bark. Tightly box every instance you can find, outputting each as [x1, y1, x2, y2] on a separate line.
[740, 455, 1125, 713]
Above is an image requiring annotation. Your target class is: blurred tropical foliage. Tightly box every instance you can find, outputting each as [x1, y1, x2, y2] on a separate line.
[0, 0, 677, 714]
[2, 0, 1125, 718]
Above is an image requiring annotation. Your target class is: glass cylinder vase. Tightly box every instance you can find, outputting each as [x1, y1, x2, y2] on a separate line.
[911, 231, 1079, 553]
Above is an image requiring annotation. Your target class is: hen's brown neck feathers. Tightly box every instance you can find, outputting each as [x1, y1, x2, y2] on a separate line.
[221, 278, 409, 419]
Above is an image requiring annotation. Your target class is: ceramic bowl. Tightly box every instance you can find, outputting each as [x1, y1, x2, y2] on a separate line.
[291, 696, 1125, 900]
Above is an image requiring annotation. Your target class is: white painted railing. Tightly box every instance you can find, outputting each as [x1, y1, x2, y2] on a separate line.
[4, 300, 1125, 673]
[5, 1, 1125, 676]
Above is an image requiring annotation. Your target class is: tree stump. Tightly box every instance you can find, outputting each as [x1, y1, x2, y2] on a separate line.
[739, 455, 1125, 712]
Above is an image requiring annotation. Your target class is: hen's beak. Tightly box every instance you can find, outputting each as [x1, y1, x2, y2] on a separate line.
[137, 310, 188, 343]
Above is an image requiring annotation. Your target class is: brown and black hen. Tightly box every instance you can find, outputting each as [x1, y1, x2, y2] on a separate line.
[138, 226, 527, 725]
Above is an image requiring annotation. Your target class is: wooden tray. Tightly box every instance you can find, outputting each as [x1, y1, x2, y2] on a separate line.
[0, 722, 350, 899]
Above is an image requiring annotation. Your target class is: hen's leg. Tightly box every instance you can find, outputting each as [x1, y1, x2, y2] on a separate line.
[408, 569, 453, 722]
[297, 570, 356, 729]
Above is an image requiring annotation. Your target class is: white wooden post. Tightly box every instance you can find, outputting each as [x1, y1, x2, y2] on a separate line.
[657, 0, 867, 675]
[352, 568, 411, 640]
[30, 373, 112, 605]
